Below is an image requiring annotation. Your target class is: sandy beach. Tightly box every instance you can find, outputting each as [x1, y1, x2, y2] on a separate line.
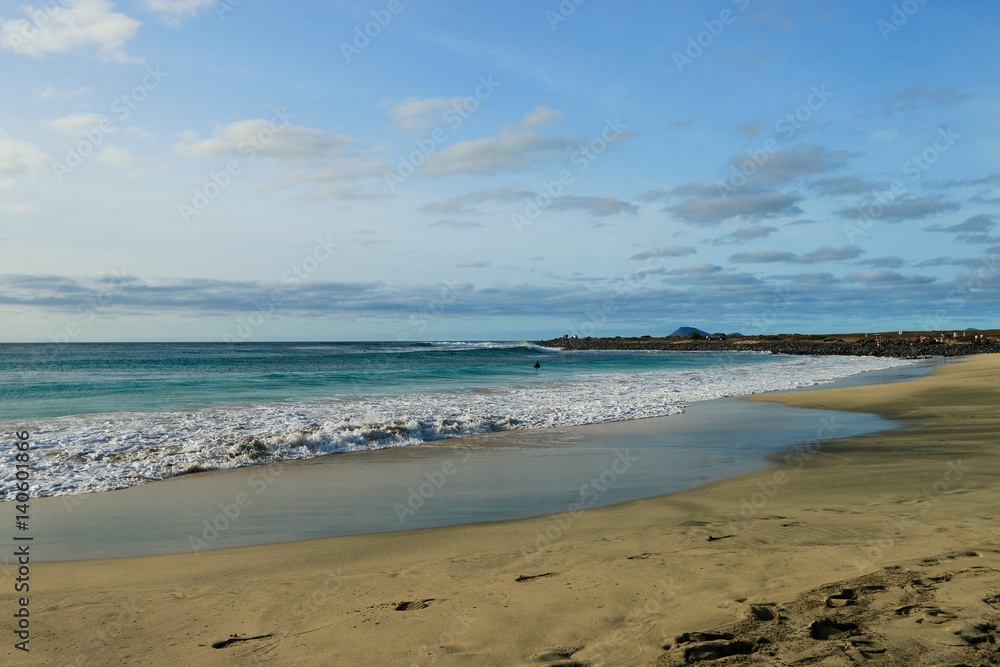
[4, 354, 1000, 666]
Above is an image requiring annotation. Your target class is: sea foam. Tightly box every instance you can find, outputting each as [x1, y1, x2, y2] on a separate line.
[0, 354, 913, 499]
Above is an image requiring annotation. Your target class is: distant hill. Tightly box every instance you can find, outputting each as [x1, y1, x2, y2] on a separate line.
[668, 326, 710, 338]
[727, 332, 744, 337]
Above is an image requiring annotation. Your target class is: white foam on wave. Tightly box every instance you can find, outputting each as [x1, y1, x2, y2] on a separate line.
[523, 340, 563, 353]
[431, 341, 522, 350]
[0, 355, 914, 499]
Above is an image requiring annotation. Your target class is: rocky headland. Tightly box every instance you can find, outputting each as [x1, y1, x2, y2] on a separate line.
[535, 332, 1000, 358]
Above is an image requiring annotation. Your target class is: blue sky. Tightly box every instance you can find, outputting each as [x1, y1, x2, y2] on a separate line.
[1, 0, 998, 342]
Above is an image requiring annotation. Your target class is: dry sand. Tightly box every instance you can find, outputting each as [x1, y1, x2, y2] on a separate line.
[4, 354, 1000, 666]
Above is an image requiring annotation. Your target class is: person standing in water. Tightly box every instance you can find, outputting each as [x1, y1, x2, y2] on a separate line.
[533, 360, 541, 369]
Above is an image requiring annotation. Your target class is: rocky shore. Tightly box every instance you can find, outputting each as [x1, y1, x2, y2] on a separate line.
[535, 334, 1000, 358]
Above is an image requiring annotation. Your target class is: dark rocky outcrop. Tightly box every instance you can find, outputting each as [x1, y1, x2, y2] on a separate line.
[535, 335, 1000, 358]
[667, 326, 710, 338]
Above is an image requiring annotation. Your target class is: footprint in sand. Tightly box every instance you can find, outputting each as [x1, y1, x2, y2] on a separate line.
[395, 599, 434, 611]
[847, 636, 888, 659]
[956, 621, 999, 647]
[808, 618, 859, 640]
[895, 603, 957, 623]
[860, 584, 887, 592]
[210, 633, 274, 649]
[918, 607, 958, 624]
[825, 588, 858, 607]
[671, 631, 734, 645]
[530, 645, 584, 664]
[667, 631, 761, 662]
[749, 604, 779, 621]
[681, 639, 757, 662]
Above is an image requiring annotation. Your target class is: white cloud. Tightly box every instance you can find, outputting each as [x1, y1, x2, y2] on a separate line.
[630, 246, 696, 260]
[422, 107, 583, 176]
[844, 270, 935, 285]
[124, 126, 156, 141]
[727, 144, 853, 188]
[385, 99, 560, 138]
[518, 106, 564, 128]
[1, 270, 994, 335]
[712, 224, 778, 245]
[926, 214, 996, 234]
[0, 139, 49, 177]
[35, 84, 91, 101]
[388, 96, 465, 134]
[0, 0, 141, 62]
[666, 263, 722, 276]
[97, 145, 133, 170]
[669, 190, 803, 225]
[178, 118, 393, 201]
[276, 176, 388, 202]
[142, 0, 214, 26]
[838, 197, 961, 222]
[730, 244, 863, 265]
[424, 132, 576, 176]
[797, 244, 864, 263]
[420, 187, 536, 215]
[43, 112, 108, 135]
[730, 250, 796, 264]
[549, 195, 637, 217]
[858, 256, 905, 269]
[176, 120, 354, 164]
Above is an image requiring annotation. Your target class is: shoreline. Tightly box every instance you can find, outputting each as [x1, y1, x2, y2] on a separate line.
[4, 354, 999, 665]
[0, 346, 915, 501]
[0, 361, 930, 562]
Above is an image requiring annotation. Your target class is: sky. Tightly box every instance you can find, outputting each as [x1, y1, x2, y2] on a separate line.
[0, 0, 998, 342]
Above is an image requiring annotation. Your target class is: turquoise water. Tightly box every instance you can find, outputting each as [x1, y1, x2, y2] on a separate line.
[0, 340, 773, 420]
[0, 341, 914, 499]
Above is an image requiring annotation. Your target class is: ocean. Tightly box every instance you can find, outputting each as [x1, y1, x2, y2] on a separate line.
[0, 341, 915, 501]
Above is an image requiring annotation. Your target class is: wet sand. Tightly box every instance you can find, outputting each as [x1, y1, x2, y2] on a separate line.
[3, 355, 999, 665]
[6, 393, 898, 562]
